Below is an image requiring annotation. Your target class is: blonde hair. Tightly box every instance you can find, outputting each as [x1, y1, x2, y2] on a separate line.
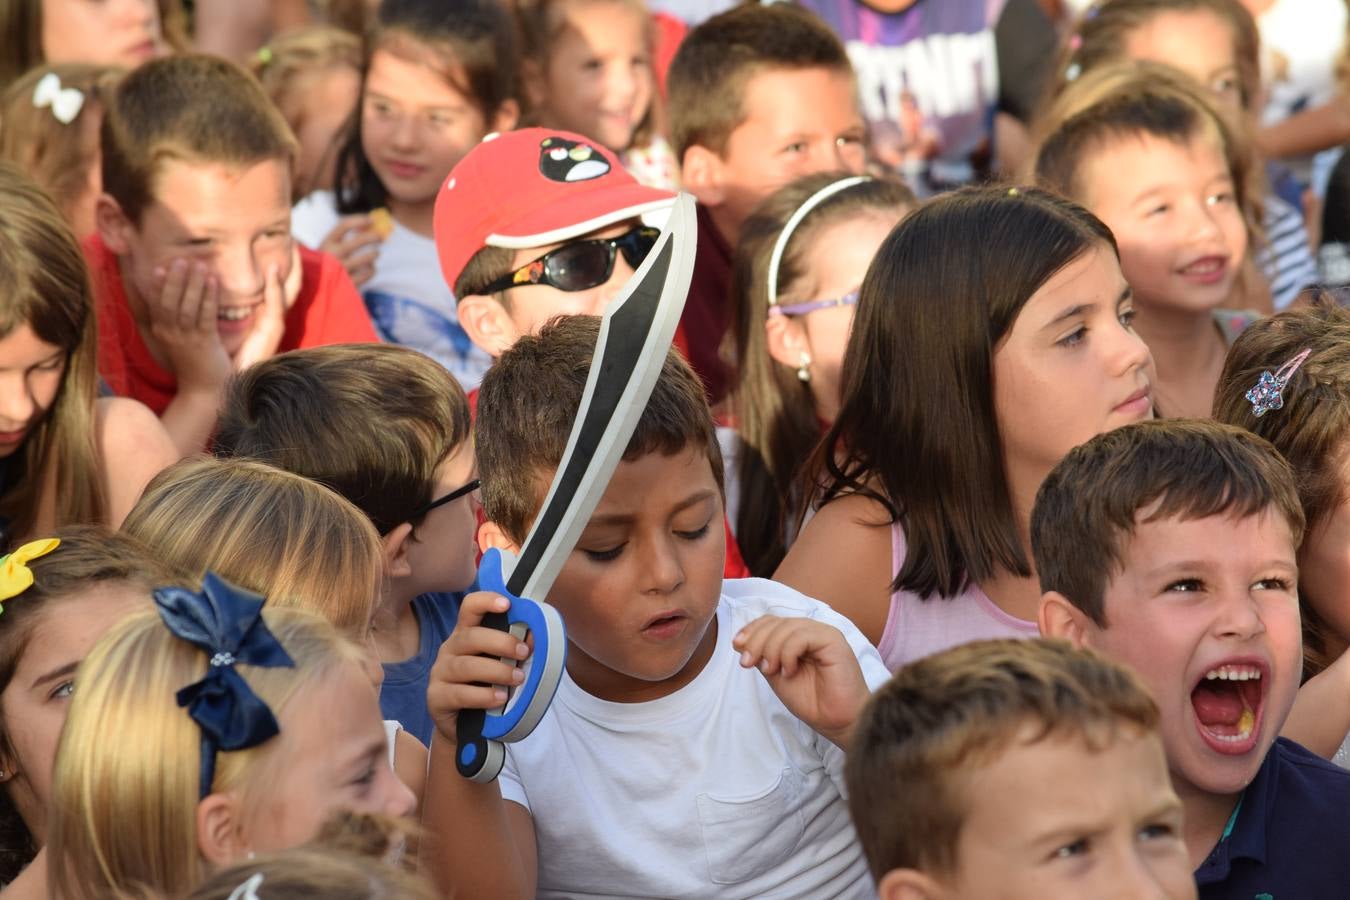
[0, 64, 123, 226]
[121, 458, 383, 638]
[46, 607, 363, 899]
[0, 162, 106, 544]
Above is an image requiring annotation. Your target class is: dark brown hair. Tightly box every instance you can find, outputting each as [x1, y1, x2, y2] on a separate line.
[846, 637, 1160, 880]
[1213, 292, 1350, 675]
[476, 315, 722, 544]
[214, 343, 471, 536]
[101, 54, 298, 225]
[666, 3, 852, 159]
[0, 63, 123, 225]
[809, 184, 1116, 599]
[334, 0, 519, 214]
[1047, 0, 1260, 114]
[1031, 419, 1305, 626]
[732, 173, 914, 576]
[0, 525, 182, 885]
[455, 244, 518, 303]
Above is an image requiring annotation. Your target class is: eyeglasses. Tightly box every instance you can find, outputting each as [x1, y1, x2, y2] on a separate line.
[409, 478, 480, 521]
[768, 289, 860, 317]
[483, 226, 659, 295]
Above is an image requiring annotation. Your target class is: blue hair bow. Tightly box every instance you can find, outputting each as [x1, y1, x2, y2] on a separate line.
[154, 573, 295, 799]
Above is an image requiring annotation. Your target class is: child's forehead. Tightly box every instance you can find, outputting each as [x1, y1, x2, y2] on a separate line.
[1109, 506, 1297, 579]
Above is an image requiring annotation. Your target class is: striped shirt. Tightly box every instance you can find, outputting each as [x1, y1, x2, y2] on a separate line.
[1256, 192, 1319, 309]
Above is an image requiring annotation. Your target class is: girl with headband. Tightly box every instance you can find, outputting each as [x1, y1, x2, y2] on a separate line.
[45, 578, 415, 898]
[0, 526, 180, 899]
[777, 184, 1157, 672]
[729, 172, 914, 576]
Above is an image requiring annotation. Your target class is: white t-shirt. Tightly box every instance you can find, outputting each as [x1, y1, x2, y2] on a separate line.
[291, 191, 494, 390]
[499, 578, 890, 899]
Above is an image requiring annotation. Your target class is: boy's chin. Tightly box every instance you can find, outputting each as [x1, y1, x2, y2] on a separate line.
[1176, 722, 1274, 796]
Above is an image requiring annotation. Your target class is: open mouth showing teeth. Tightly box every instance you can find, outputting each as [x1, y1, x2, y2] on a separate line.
[1191, 664, 1263, 745]
[218, 307, 254, 322]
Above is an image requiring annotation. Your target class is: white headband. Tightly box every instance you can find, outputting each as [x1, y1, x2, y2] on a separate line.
[766, 175, 872, 308]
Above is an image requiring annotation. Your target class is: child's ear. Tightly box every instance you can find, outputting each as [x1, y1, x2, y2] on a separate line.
[764, 314, 811, 371]
[196, 792, 248, 867]
[477, 519, 521, 556]
[95, 194, 135, 256]
[491, 98, 521, 134]
[1039, 590, 1093, 647]
[519, 59, 547, 117]
[382, 522, 415, 580]
[457, 295, 522, 358]
[878, 868, 947, 900]
[680, 144, 726, 207]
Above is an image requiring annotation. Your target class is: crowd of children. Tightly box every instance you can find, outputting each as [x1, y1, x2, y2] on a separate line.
[0, 0, 1349, 897]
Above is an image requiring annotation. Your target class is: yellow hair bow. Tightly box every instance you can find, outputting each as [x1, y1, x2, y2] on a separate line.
[0, 538, 60, 614]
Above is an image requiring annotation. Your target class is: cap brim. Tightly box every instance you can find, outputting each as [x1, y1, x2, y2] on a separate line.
[485, 185, 677, 250]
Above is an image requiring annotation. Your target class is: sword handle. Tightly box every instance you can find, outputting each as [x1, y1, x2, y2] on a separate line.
[455, 548, 568, 783]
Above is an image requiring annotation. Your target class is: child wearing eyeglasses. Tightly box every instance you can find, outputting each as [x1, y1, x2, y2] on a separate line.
[728, 173, 914, 577]
[211, 343, 477, 747]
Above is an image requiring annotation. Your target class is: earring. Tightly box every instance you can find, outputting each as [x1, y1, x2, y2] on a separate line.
[796, 351, 812, 383]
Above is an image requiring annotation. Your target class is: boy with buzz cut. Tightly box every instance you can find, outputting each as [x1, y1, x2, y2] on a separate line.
[667, 3, 867, 403]
[433, 125, 751, 580]
[212, 343, 477, 747]
[846, 637, 1197, 900]
[422, 315, 890, 899]
[1034, 419, 1350, 898]
[90, 54, 377, 456]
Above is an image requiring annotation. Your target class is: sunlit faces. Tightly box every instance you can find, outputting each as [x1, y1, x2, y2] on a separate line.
[538, 0, 654, 153]
[404, 441, 480, 596]
[0, 324, 66, 458]
[41, 0, 165, 70]
[0, 583, 148, 841]
[714, 67, 867, 233]
[1293, 451, 1350, 655]
[1080, 511, 1301, 799]
[236, 661, 415, 854]
[1121, 10, 1246, 114]
[772, 211, 904, 422]
[918, 727, 1195, 900]
[540, 446, 726, 703]
[992, 245, 1155, 477]
[110, 158, 294, 358]
[361, 48, 490, 211]
[1078, 133, 1247, 315]
[288, 66, 362, 197]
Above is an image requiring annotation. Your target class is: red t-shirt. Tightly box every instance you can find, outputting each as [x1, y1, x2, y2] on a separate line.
[681, 203, 735, 406]
[87, 235, 378, 415]
[466, 386, 750, 579]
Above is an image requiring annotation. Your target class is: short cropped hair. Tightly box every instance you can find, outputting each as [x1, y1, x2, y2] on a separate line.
[102, 54, 298, 224]
[476, 315, 722, 544]
[846, 638, 1160, 880]
[1031, 419, 1304, 626]
[667, 3, 852, 159]
[214, 344, 471, 536]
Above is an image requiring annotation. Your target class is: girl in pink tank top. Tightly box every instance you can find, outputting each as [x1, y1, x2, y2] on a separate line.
[775, 185, 1158, 671]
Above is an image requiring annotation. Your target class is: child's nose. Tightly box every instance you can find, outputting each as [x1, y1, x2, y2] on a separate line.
[386, 767, 417, 819]
[0, 376, 35, 426]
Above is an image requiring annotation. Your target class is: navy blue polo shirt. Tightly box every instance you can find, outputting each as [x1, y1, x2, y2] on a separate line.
[379, 590, 461, 745]
[1197, 737, 1350, 899]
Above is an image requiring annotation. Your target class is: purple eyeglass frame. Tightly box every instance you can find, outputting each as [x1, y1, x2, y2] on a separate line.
[768, 289, 860, 317]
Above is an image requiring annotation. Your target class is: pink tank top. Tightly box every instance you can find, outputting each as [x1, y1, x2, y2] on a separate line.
[877, 522, 1039, 672]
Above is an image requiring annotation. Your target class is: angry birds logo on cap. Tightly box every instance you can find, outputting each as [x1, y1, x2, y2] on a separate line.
[539, 137, 610, 183]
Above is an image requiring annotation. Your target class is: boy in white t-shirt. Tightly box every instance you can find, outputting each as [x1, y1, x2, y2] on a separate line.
[422, 315, 889, 899]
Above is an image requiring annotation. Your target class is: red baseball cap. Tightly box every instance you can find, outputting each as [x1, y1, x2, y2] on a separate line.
[433, 128, 677, 295]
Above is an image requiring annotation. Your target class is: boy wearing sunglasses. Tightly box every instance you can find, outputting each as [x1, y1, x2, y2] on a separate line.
[436, 128, 677, 361]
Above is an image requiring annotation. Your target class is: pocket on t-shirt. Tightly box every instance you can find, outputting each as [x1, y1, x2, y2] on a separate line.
[696, 767, 806, 885]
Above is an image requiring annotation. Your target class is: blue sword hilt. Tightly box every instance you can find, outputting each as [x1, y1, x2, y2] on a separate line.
[455, 547, 568, 783]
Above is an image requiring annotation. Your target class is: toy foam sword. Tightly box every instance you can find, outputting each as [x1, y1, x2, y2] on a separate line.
[456, 192, 697, 782]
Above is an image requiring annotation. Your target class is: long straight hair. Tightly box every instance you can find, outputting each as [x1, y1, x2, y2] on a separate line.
[807, 184, 1117, 599]
[732, 173, 914, 576]
[0, 163, 105, 545]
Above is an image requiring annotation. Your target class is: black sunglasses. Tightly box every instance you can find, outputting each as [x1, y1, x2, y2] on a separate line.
[483, 226, 659, 295]
[408, 478, 480, 521]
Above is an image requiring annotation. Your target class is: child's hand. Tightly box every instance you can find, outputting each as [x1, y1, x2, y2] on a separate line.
[231, 263, 286, 373]
[148, 259, 231, 394]
[733, 616, 870, 749]
[319, 214, 385, 289]
[426, 591, 531, 746]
